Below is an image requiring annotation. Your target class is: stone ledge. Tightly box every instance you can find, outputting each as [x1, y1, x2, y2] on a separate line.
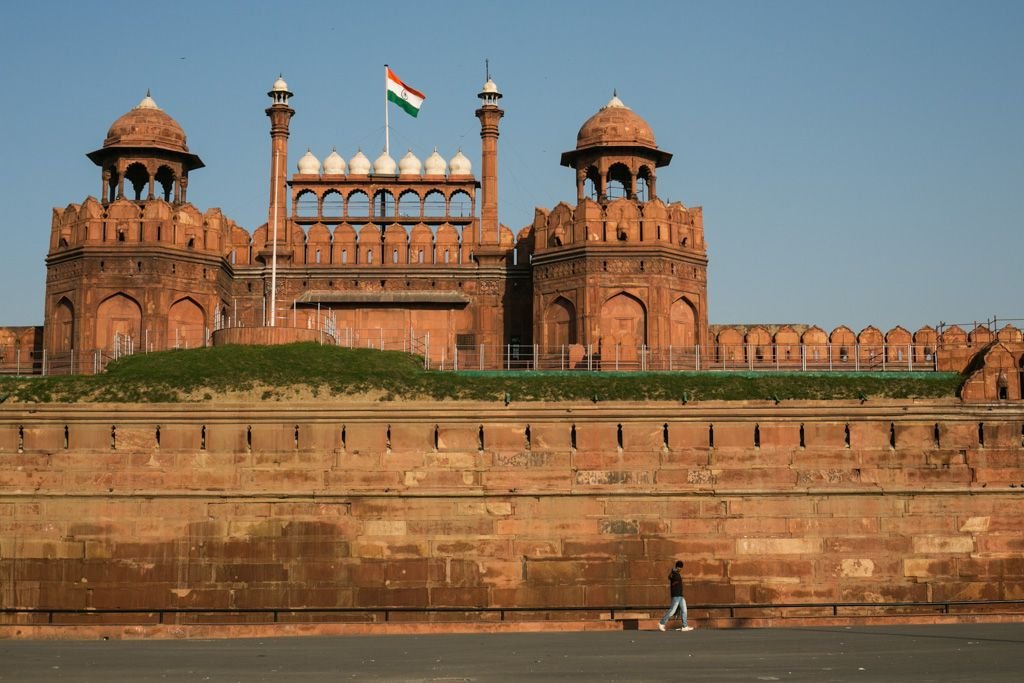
[2, 612, 1023, 640]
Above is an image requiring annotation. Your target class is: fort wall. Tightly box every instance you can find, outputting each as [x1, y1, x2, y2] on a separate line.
[2, 400, 1023, 620]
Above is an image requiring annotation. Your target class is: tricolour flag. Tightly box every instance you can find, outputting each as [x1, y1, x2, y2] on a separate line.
[386, 67, 425, 118]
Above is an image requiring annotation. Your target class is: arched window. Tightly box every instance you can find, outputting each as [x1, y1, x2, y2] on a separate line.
[123, 162, 150, 200]
[347, 191, 370, 218]
[373, 190, 395, 217]
[154, 166, 175, 202]
[450, 191, 472, 218]
[606, 163, 631, 200]
[398, 190, 420, 217]
[423, 190, 446, 217]
[295, 190, 318, 217]
[322, 190, 344, 218]
[636, 166, 653, 202]
[584, 166, 601, 200]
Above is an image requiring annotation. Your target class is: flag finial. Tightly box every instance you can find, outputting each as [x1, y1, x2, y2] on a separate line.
[485, 58, 490, 81]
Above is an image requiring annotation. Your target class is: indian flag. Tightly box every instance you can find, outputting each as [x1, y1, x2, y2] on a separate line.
[386, 67, 425, 118]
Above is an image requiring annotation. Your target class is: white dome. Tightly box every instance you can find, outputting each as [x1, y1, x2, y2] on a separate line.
[136, 90, 160, 110]
[604, 92, 629, 110]
[423, 148, 447, 175]
[373, 150, 397, 175]
[349, 149, 371, 175]
[448, 149, 472, 175]
[271, 75, 290, 92]
[398, 150, 422, 176]
[297, 149, 321, 175]
[423, 148, 444, 175]
[481, 79, 499, 94]
[323, 148, 346, 175]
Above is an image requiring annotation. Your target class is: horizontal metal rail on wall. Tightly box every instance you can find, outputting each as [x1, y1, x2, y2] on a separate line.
[3, 600, 1024, 625]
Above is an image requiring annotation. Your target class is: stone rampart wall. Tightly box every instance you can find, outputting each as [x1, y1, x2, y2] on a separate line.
[2, 400, 1023, 617]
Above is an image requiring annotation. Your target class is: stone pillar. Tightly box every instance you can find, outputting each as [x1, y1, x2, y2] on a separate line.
[475, 80, 504, 246]
[266, 79, 295, 246]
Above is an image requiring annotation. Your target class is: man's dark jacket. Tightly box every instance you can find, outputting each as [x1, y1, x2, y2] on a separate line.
[668, 568, 684, 597]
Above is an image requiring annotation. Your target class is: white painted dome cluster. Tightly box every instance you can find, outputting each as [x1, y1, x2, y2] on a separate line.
[295, 148, 471, 177]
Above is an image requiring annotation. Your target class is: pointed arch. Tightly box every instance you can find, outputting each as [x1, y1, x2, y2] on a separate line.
[295, 189, 318, 217]
[600, 291, 647, 362]
[669, 296, 697, 348]
[167, 297, 206, 349]
[372, 189, 396, 217]
[123, 162, 150, 200]
[542, 296, 577, 348]
[397, 190, 420, 217]
[322, 190, 344, 218]
[53, 297, 75, 353]
[96, 292, 142, 352]
[154, 165, 176, 202]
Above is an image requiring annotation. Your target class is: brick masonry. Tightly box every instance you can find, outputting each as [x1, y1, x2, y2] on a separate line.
[1, 399, 1023, 619]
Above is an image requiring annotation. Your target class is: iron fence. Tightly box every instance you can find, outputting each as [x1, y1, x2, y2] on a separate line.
[4, 334, 1000, 377]
[429, 343, 942, 372]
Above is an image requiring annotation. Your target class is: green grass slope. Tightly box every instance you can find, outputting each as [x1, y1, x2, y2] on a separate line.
[0, 343, 964, 404]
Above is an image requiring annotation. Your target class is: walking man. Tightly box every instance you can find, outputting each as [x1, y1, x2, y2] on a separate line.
[658, 560, 694, 631]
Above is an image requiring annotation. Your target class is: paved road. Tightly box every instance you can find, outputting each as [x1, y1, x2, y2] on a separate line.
[1, 623, 1022, 682]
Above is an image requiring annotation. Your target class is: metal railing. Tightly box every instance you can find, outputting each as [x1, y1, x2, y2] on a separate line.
[429, 343, 945, 372]
[3, 599, 1023, 626]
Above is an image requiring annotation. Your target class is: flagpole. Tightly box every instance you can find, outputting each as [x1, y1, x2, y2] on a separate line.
[384, 64, 390, 157]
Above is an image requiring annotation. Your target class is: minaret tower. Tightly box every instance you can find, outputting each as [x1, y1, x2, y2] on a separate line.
[266, 75, 294, 242]
[475, 67, 503, 248]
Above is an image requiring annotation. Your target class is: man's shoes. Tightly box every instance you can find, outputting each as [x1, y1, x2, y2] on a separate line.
[657, 623, 666, 631]
[679, 626, 694, 631]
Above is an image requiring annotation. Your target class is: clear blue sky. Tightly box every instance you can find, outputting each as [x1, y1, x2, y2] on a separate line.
[1, 0, 1021, 332]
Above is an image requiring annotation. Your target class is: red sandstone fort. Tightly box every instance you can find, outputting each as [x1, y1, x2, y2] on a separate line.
[1, 76, 1023, 634]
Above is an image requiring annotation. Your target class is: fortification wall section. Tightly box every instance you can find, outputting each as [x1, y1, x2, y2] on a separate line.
[1, 400, 1023, 618]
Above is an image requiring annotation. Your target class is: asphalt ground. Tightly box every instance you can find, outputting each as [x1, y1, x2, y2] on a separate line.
[0, 623, 1021, 682]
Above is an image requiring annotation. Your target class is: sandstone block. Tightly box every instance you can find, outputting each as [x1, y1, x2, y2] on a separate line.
[903, 558, 955, 578]
[824, 536, 911, 554]
[737, 538, 818, 555]
[489, 585, 585, 608]
[666, 423, 711, 449]
[728, 558, 815, 582]
[723, 517, 788, 536]
[513, 539, 561, 559]
[975, 535, 1024, 554]
[429, 586, 490, 607]
[788, 517, 879, 535]
[16, 539, 84, 559]
[911, 535, 974, 554]
[354, 587, 428, 608]
[362, 520, 407, 536]
[482, 469, 571, 492]
[958, 516, 990, 533]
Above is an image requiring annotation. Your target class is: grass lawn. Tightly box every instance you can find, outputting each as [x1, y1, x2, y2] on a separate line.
[0, 343, 964, 404]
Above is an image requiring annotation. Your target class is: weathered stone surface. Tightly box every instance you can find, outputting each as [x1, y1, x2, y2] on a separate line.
[1, 401, 1023, 615]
